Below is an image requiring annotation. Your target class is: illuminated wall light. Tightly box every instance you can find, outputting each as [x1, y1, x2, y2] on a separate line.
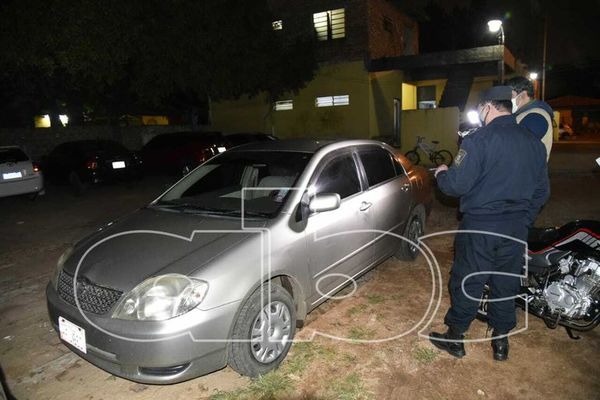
[529, 72, 538, 80]
[272, 20, 283, 30]
[59, 115, 69, 126]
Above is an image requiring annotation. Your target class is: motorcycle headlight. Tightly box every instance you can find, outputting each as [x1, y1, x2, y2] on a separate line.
[112, 274, 209, 321]
[51, 246, 73, 289]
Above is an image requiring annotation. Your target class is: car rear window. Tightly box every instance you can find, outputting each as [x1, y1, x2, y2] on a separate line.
[0, 148, 29, 163]
[358, 147, 396, 187]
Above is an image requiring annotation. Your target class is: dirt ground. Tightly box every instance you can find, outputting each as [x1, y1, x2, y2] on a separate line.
[1, 172, 599, 400]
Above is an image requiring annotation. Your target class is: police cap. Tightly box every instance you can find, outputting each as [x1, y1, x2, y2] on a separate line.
[478, 86, 513, 104]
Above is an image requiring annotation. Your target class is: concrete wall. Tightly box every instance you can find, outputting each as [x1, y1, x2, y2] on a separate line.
[368, 69, 404, 137]
[400, 107, 460, 154]
[0, 125, 191, 159]
[212, 61, 372, 139]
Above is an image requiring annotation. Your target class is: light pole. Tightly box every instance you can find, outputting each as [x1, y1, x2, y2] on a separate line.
[488, 20, 505, 83]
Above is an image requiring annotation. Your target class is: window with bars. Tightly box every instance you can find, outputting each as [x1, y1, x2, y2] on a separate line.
[315, 95, 350, 107]
[274, 100, 293, 111]
[272, 20, 283, 30]
[313, 8, 345, 41]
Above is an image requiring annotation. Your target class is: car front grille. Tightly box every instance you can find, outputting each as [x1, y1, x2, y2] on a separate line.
[57, 271, 123, 315]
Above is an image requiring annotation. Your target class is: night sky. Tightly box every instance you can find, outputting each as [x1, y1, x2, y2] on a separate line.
[404, 0, 600, 98]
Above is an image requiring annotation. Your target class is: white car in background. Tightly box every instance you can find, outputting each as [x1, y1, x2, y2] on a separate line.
[0, 146, 44, 198]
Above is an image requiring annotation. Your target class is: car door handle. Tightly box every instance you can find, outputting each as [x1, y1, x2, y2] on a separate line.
[401, 183, 410, 192]
[359, 201, 372, 211]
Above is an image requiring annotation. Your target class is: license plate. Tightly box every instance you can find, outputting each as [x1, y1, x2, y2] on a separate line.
[112, 161, 126, 169]
[58, 316, 87, 354]
[2, 171, 22, 180]
[217, 147, 226, 153]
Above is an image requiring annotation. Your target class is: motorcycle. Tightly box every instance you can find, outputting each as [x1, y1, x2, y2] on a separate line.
[478, 220, 600, 339]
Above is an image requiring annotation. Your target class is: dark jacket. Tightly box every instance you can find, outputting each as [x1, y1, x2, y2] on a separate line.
[437, 114, 549, 225]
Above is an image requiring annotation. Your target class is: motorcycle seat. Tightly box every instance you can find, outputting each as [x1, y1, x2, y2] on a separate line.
[528, 227, 561, 252]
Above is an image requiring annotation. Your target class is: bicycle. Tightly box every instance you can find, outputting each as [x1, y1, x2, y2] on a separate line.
[404, 136, 453, 166]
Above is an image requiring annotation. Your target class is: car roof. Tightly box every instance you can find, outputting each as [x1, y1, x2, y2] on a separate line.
[228, 138, 339, 153]
[227, 138, 392, 153]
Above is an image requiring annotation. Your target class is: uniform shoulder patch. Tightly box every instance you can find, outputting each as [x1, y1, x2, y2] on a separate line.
[454, 149, 467, 166]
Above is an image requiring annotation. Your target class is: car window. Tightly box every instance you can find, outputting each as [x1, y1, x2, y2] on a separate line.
[392, 155, 405, 176]
[358, 147, 396, 187]
[0, 148, 28, 163]
[314, 154, 361, 199]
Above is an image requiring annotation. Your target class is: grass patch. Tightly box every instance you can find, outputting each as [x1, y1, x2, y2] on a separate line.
[328, 372, 372, 400]
[348, 326, 375, 341]
[283, 341, 338, 374]
[211, 371, 293, 400]
[347, 303, 369, 317]
[412, 346, 437, 364]
[366, 294, 385, 304]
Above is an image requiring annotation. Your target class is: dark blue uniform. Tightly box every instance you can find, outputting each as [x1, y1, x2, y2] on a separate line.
[437, 114, 549, 333]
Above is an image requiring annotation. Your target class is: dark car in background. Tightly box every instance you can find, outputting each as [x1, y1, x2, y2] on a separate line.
[141, 131, 226, 176]
[44, 140, 143, 194]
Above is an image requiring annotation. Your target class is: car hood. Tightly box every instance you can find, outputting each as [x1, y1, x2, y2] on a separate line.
[63, 207, 266, 292]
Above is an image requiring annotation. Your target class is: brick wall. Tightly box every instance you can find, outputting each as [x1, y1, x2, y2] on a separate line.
[0, 125, 192, 160]
[367, 0, 419, 59]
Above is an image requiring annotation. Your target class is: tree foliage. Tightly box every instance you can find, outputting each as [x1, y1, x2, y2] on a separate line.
[0, 0, 317, 126]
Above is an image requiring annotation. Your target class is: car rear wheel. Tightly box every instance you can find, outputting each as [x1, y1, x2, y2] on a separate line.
[228, 284, 296, 377]
[395, 212, 424, 261]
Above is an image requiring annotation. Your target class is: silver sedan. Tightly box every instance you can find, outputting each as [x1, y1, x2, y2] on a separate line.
[46, 139, 433, 383]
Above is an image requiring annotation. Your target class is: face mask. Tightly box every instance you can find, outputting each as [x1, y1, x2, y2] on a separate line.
[478, 105, 489, 126]
[511, 92, 521, 113]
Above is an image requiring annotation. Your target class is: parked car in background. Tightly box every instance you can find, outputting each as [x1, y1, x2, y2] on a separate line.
[44, 140, 142, 194]
[223, 132, 277, 148]
[0, 146, 44, 199]
[47, 139, 433, 383]
[141, 131, 226, 176]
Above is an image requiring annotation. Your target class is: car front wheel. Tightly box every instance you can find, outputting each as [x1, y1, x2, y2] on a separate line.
[227, 283, 296, 377]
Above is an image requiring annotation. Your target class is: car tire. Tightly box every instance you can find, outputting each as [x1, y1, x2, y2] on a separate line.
[228, 283, 296, 378]
[405, 150, 420, 165]
[395, 210, 425, 261]
[68, 171, 86, 196]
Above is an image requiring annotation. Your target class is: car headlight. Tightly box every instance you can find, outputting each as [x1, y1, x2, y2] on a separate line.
[51, 246, 73, 289]
[112, 274, 209, 321]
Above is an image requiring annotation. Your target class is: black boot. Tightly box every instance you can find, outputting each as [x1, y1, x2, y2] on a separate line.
[491, 330, 509, 361]
[429, 327, 466, 358]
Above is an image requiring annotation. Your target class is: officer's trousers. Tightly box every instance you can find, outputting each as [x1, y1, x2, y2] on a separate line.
[444, 213, 528, 334]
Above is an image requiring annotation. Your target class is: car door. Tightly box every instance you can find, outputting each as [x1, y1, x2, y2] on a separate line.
[357, 146, 412, 260]
[304, 150, 375, 307]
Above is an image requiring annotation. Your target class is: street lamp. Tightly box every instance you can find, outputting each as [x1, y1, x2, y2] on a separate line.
[529, 72, 538, 80]
[487, 19, 505, 83]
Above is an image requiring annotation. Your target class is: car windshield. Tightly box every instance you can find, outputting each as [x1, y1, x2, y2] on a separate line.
[0, 148, 29, 164]
[155, 150, 312, 218]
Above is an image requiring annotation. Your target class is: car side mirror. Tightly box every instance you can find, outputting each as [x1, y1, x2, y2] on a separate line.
[309, 193, 341, 213]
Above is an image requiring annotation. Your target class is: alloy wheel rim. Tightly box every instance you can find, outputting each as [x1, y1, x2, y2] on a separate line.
[408, 219, 422, 254]
[250, 301, 292, 364]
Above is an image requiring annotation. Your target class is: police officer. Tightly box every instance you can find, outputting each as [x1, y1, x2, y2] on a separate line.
[507, 76, 555, 161]
[430, 86, 549, 361]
